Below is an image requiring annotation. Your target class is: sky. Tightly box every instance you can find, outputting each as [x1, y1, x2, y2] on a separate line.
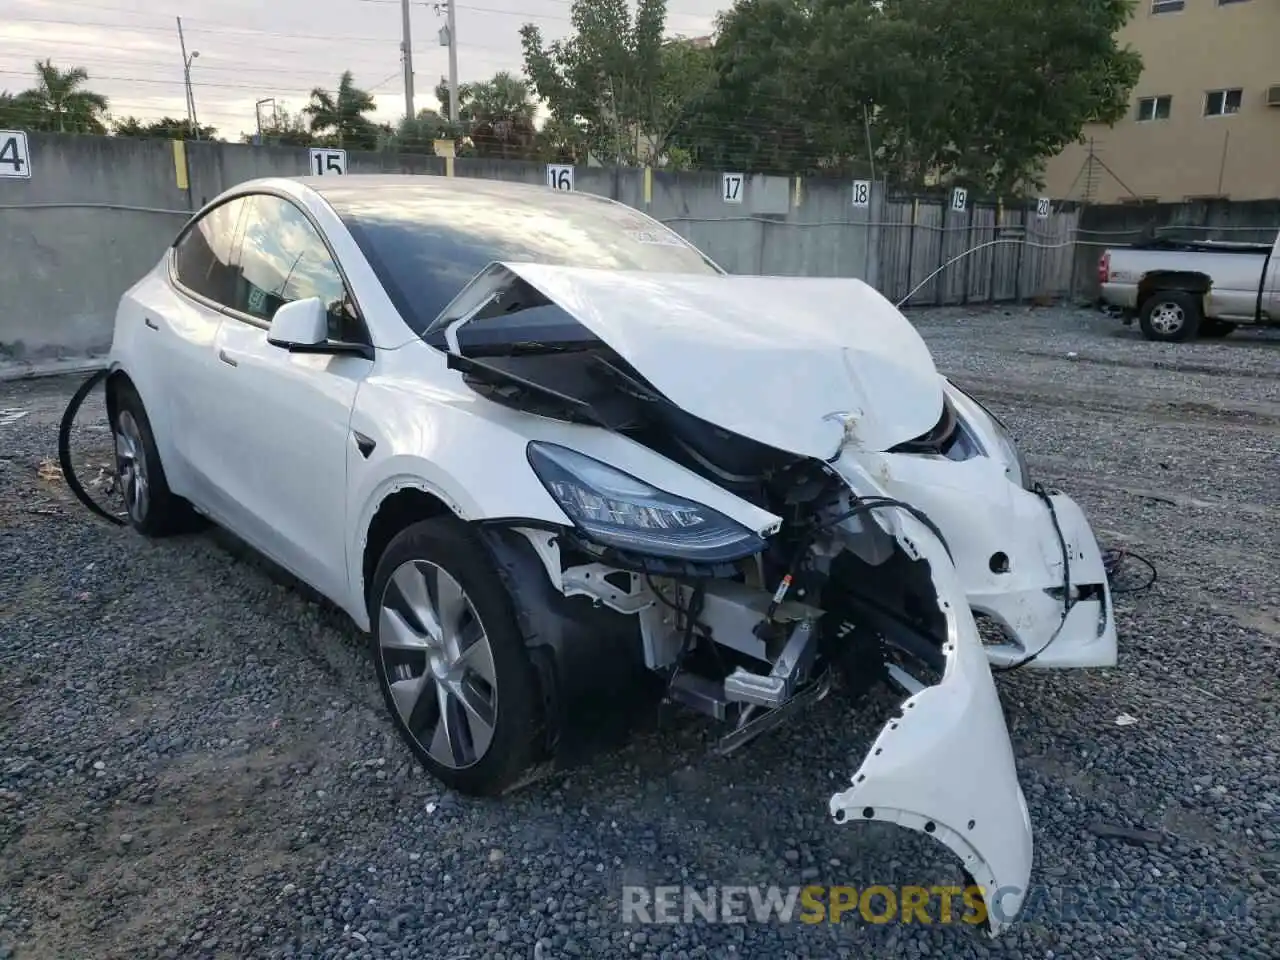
[0, 0, 725, 139]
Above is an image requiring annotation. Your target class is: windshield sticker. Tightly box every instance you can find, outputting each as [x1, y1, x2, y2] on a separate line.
[628, 229, 689, 248]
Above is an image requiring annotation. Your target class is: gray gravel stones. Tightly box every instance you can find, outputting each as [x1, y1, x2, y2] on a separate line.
[2, 307, 1278, 959]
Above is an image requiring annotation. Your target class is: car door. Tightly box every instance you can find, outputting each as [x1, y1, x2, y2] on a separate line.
[208, 192, 373, 602]
[157, 195, 249, 504]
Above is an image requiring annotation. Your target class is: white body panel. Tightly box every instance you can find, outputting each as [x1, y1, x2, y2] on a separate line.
[441, 262, 944, 460]
[830, 452, 1033, 935]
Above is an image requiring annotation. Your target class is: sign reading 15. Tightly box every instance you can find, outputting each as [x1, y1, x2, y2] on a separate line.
[310, 148, 347, 176]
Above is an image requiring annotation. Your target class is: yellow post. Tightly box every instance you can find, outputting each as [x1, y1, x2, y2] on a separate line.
[171, 140, 188, 190]
[793, 176, 803, 209]
[643, 166, 652, 206]
[433, 138, 456, 177]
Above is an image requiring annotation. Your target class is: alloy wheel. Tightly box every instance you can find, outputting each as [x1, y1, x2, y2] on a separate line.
[378, 559, 498, 769]
[114, 410, 150, 523]
[1148, 302, 1185, 336]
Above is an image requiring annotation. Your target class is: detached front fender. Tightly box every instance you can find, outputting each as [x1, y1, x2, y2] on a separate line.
[830, 455, 1033, 936]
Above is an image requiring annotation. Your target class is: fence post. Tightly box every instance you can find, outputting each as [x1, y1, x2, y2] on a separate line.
[962, 203, 976, 305]
[988, 198, 1002, 303]
[935, 199, 948, 306]
[1014, 197, 1028, 304]
[904, 197, 919, 306]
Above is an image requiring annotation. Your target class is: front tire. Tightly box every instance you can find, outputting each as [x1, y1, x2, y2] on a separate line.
[1138, 291, 1201, 343]
[369, 516, 544, 796]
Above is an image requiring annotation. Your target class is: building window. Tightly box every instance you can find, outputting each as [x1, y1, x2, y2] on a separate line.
[1136, 96, 1172, 121]
[1204, 89, 1243, 116]
[1152, 0, 1184, 12]
[1217, 1, 1251, 6]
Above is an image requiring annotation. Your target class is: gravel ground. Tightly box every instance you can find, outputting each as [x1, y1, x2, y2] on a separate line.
[1, 304, 1278, 960]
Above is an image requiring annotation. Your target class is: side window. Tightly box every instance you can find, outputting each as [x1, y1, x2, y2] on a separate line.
[171, 197, 247, 308]
[233, 194, 365, 343]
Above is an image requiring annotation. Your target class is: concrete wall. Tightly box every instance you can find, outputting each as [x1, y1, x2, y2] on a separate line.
[0, 134, 190, 360]
[1, 134, 1085, 360]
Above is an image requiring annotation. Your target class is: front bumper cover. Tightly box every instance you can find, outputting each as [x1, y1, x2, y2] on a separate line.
[872, 451, 1118, 670]
[829, 454, 1034, 936]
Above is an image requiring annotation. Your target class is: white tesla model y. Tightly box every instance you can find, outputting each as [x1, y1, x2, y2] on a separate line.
[105, 174, 1118, 935]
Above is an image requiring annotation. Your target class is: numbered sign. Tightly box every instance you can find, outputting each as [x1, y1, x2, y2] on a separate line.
[309, 147, 347, 176]
[851, 180, 871, 208]
[547, 164, 574, 191]
[950, 187, 968, 212]
[720, 172, 744, 204]
[1036, 197, 1051, 219]
[0, 130, 32, 179]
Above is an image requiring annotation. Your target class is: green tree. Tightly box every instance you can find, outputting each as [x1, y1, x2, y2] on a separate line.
[248, 105, 315, 147]
[434, 72, 539, 159]
[676, 0, 1142, 190]
[114, 115, 218, 140]
[521, 0, 675, 165]
[0, 90, 44, 130]
[19, 60, 109, 133]
[303, 71, 377, 148]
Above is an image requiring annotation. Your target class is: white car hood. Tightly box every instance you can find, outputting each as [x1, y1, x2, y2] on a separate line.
[442, 263, 944, 459]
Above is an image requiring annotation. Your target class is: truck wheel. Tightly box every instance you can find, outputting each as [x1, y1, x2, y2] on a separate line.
[1138, 291, 1201, 343]
[1199, 320, 1236, 338]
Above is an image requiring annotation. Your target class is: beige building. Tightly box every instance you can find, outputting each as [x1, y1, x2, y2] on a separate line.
[1042, 0, 1280, 202]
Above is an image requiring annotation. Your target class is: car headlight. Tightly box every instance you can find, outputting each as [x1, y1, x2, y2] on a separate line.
[526, 441, 767, 563]
[945, 383, 1031, 490]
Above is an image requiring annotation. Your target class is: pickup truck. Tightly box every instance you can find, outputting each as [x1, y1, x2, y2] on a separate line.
[1097, 230, 1280, 342]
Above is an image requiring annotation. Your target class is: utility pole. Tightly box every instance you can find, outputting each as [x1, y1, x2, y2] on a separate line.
[445, 0, 459, 123]
[176, 17, 200, 140]
[400, 0, 415, 121]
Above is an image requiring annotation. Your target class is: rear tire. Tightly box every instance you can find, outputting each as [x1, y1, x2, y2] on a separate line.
[1138, 291, 1201, 343]
[110, 382, 199, 537]
[1199, 319, 1236, 338]
[369, 516, 544, 796]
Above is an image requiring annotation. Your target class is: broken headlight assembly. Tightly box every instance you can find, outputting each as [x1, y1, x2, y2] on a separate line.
[945, 383, 1031, 490]
[526, 441, 767, 563]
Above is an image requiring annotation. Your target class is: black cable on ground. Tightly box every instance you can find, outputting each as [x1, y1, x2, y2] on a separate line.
[1102, 547, 1158, 594]
[57, 368, 126, 526]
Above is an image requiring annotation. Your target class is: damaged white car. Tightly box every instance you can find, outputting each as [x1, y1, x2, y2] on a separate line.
[105, 175, 1117, 935]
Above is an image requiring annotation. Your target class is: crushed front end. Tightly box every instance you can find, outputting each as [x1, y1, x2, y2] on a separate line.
[428, 263, 1072, 935]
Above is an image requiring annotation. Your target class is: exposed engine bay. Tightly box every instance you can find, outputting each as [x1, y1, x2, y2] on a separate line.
[429, 271, 957, 736]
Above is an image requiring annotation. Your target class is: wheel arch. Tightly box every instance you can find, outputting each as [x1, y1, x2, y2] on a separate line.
[1137, 271, 1211, 308]
[360, 484, 457, 616]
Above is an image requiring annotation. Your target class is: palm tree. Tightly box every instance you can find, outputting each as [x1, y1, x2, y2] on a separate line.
[23, 60, 108, 133]
[303, 71, 376, 148]
[434, 71, 535, 126]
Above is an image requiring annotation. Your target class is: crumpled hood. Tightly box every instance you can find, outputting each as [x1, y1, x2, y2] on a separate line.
[483, 263, 944, 459]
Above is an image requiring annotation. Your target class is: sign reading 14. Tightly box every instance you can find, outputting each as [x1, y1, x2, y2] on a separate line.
[0, 130, 32, 179]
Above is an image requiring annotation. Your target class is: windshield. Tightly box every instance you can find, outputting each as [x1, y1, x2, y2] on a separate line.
[323, 180, 722, 337]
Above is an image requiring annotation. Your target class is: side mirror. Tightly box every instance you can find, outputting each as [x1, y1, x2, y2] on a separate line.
[266, 296, 327, 348]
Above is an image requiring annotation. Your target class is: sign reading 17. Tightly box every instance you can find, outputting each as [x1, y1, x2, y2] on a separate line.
[309, 148, 347, 176]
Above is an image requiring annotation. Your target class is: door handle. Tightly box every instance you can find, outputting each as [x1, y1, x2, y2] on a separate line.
[144, 317, 158, 330]
[218, 349, 238, 367]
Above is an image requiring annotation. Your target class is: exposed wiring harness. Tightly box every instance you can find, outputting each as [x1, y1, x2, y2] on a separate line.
[993, 483, 1071, 673]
